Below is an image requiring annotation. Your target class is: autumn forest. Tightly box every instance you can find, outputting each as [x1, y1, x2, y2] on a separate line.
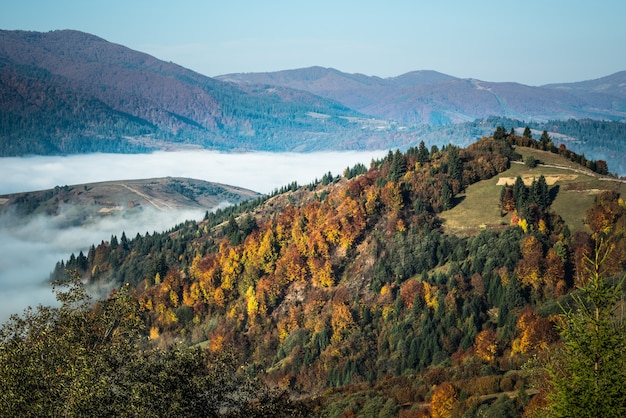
[2, 130, 626, 417]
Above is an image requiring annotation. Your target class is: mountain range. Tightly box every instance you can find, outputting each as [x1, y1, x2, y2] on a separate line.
[1, 29, 626, 157]
[217, 66, 626, 125]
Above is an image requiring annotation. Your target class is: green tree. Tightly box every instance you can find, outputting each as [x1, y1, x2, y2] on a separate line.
[513, 175, 527, 210]
[446, 145, 462, 182]
[494, 126, 507, 141]
[417, 140, 430, 163]
[545, 240, 626, 417]
[523, 126, 532, 139]
[441, 179, 452, 210]
[524, 155, 538, 168]
[0, 273, 309, 417]
[540, 130, 551, 149]
[388, 149, 407, 182]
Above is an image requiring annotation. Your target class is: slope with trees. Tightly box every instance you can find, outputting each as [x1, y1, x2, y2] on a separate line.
[5, 132, 626, 416]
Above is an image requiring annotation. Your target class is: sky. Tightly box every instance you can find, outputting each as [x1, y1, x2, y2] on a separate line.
[1, 0, 625, 86]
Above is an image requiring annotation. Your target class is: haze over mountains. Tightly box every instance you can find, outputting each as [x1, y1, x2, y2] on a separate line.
[217, 66, 626, 125]
[1, 29, 626, 157]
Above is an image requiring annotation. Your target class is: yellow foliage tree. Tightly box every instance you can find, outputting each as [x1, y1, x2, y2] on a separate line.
[515, 235, 545, 290]
[169, 290, 179, 308]
[309, 258, 334, 287]
[423, 281, 439, 311]
[518, 217, 529, 233]
[149, 326, 160, 340]
[431, 382, 458, 418]
[474, 329, 498, 363]
[330, 302, 355, 343]
[246, 286, 259, 318]
[220, 247, 242, 291]
[512, 309, 558, 355]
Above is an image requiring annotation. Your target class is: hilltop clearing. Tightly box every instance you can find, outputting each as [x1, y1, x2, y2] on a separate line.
[442, 146, 626, 234]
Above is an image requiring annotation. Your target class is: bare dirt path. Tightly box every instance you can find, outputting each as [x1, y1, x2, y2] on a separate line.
[120, 183, 173, 210]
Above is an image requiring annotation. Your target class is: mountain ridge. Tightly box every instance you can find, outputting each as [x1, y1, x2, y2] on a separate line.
[217, 66, 626, 124]
[2, 29, 626, 158]
[0, 29, 378, 155]
[0, 176, 260, 228]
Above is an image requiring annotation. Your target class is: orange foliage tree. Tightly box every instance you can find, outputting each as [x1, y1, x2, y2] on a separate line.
[430, 382, 458, 418]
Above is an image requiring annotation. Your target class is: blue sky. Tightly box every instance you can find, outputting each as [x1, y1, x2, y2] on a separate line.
[2, 0, 625, 85]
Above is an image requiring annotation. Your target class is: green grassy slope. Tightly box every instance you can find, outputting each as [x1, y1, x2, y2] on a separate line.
[441, 147, 626, 234]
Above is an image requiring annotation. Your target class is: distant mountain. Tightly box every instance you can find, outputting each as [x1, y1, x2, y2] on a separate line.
[217, 67, 626, 124]
[1, 29, 625, 158]
[543, 71, 626, 99]
[0, 30, 385, 155]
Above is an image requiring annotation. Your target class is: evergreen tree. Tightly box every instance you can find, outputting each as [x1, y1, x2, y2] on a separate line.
[417, 140, 430, 163]
[513, 176, 527, 210]
[523, 126, 532, 139]
[494, 126, 507, 141]
[441, 179, 452, 211]
[545, 240, 626, 417]
[540, 130, 551, 149]
[535, 175, 550, 211]
[446, 146, 462, 182]
[388, 149, 407, 182]
[110, 235, 119, 249]
[120, 231, 129, 251]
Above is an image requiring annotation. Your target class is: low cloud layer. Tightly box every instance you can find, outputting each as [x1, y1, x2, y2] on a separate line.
[0, 150, 386, 322]
[0, 207, 207, 322]
[0, 150, 387, 195]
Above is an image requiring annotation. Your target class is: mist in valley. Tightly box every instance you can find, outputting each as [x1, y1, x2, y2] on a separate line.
[0, 149, 387, 322]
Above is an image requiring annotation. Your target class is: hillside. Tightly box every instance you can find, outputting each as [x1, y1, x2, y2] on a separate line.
[217, 67, 626, 125]
[0, 30, 398, 155]
[543, 70, 626, 99]
[28, 132, 625, 416]
[0, 177, 259, 227]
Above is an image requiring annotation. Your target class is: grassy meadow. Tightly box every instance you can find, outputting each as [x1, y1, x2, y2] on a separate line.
[442, 147, 626, 235]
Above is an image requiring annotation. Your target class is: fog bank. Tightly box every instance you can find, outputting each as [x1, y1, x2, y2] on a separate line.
[0, 150, 388, 195]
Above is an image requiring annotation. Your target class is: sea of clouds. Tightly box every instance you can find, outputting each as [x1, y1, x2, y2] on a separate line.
[0, 149, 387, 322]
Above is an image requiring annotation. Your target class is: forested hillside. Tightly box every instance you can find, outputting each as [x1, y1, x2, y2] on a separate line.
[0, 30, 392, 156]
[3, 30, 626, 160]
[14, 131, 622, 416]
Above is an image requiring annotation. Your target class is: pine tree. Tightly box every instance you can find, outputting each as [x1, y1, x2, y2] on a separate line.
[388, 149, 407, 182]
[417, 140, 430, 163]
[523, 126, 532, 139]
[540, 130, 551, 149]
[493, 126, 507, 141]
[441, 179, 452, 211]
[536, 175, 550, 211]
[545, 239, 626, 417]
[446, 146, 462, 182]
[513, 176, 527, 210]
